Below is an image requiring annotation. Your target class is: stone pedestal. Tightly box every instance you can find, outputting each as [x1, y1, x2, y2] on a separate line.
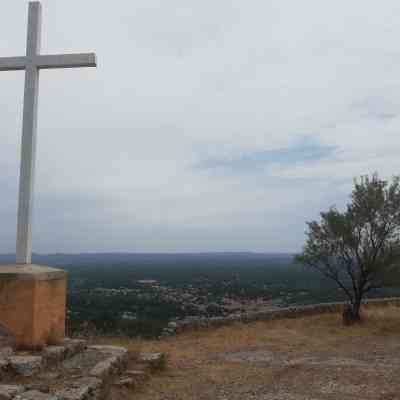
[0, 265, 67, 349]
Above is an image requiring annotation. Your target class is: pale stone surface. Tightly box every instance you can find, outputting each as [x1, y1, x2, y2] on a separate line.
[138, 352, 164, 363]
[89, 356, 119, 379]
[113, 378, 134, 387]
[9, 356, 42, 377]
[62, 340, 86, 359]
[42, 346, 65, 366]
[56, 377, 102, 400]
[87, 346, 128, 370]
[15, 390, 57, 400]
[0, 385, 24, 400]
[0, 266, 66, 281]
[70, 378, 101, 390]
[137, 352, 167, 371]
[125, 370, 146, 377]
[0, 2, 96, 264]
[1, 344, 129, 400]
[168, 321, 178, 329]
[36, 373, 60, 381]
[0, 349, 13, 358]
[56, 386, 88, 400]
[88, 346, 127, 357]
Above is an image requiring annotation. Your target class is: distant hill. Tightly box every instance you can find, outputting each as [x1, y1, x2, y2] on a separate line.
[0, 252, 295, 266]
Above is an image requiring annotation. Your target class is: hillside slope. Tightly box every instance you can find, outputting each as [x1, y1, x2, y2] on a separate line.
[103, 304, 400, 400]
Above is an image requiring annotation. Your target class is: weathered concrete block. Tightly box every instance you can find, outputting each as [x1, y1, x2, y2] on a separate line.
[0, 265, 67, 350]
[9, 356, 42, 377]
[0, 385, 24, 400]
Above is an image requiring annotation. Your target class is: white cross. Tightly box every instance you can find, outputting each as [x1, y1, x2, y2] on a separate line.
[0, 2, 97, 264]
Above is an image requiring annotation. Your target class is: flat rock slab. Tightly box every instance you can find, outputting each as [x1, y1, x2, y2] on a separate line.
[56, 377, 102, 400]
[61, 349, 105, 374]
[0, 349, 13, 359]
[0, 385, 24, 400]
[8, 357, 42, 377]
[42, 347, 65, 367]
[113, 377, 133, 387]
[0, 345, 128, 400]
[89, 356, 120, 379]
[0, 338, 87, 381]
[138, 352, 163, 363]
[61, 340, 86, 360]
[87, 346, 128, 378]
[88, 346, 128, 359]
[15, 390, 57, 400]
[125, 370, 146, 378]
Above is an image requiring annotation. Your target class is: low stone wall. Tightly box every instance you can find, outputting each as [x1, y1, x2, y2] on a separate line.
[162, 297, 400, 337]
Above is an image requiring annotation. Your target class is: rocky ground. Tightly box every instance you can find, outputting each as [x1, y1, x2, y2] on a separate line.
[105, 304, 400, 400]
[0, 338, 166, 400]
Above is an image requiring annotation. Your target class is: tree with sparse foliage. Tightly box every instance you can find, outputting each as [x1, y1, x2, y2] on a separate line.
[296, 173, 400, 324]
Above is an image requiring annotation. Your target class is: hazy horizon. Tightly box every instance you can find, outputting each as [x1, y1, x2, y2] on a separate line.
[0, 251, 296, 256]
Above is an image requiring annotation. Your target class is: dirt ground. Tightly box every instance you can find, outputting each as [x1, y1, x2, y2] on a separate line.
[106, 305, 400, 400]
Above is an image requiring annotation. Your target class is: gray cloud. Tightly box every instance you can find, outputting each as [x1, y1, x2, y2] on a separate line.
[1, 0, 400, 253]
[194, 137, 337, 172]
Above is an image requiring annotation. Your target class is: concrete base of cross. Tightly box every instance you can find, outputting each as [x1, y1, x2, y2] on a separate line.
[0, 265, 67, 349]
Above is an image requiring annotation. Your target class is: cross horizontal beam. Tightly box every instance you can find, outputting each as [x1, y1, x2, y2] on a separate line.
[0, 53, 96, 71]
[0, 57, 27, 71]
[35, 53, 97, 69]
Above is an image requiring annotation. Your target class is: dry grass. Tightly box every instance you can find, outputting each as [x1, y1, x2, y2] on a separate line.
[102, 304, 400, 400]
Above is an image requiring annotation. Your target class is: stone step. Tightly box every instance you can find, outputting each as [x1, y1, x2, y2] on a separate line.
[108, 352, 168, 398]
[0, 345, 130, 400]
[0, 339, 87, 379]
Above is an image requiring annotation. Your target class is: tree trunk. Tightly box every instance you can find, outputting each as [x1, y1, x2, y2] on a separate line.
[351, 299, 362, 321]
[342, 297, 362, 325]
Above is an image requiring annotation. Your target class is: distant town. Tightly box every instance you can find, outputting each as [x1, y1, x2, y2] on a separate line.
[1, 252, 399, 338]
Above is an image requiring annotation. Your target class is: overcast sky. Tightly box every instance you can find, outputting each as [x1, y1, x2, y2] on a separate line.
[1, 0, 400, 254]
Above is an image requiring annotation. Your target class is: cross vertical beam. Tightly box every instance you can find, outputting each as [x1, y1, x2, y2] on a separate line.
[16, 2, 41, 264]
[0, 2, 96, 264]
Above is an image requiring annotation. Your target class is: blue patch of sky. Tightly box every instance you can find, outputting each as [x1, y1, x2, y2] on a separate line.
[195, 136, 337, 172]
